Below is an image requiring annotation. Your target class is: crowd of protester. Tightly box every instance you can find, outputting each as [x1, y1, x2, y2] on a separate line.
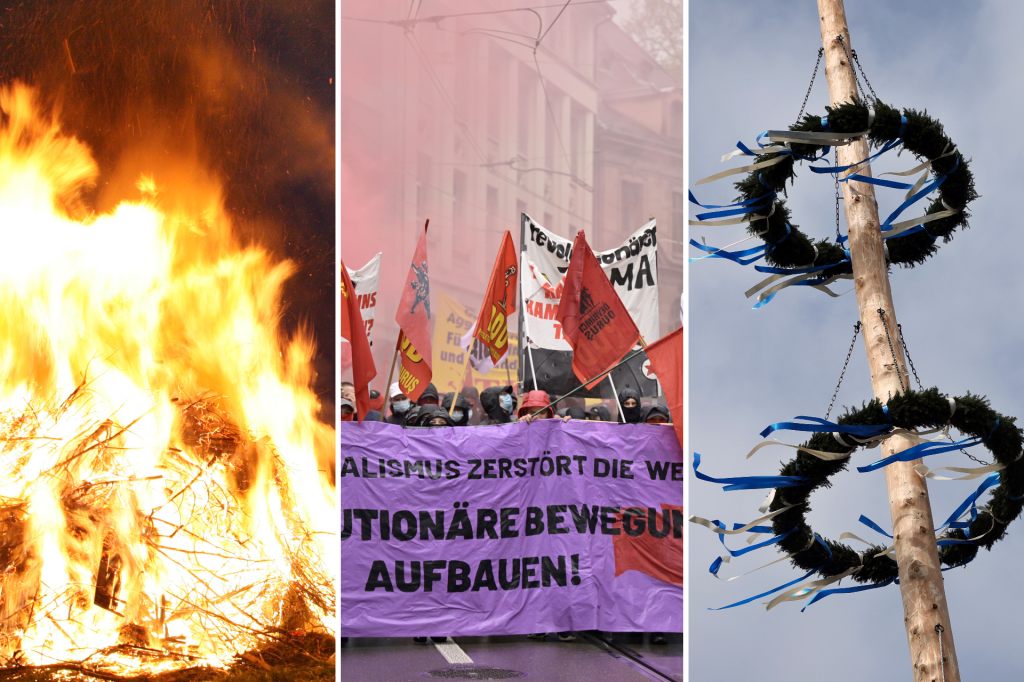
[341, 378, 674, 647]
[341, 380, 673, 431]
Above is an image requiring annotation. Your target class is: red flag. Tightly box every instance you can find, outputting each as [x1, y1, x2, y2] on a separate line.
[470, 230, 518, 365]
[645, 327, 683, 447]
[395, 331, 432, 403]
[612, 504, 684, 586]
[556, 231, 640, 388]
[340, 260, 377, 418]
[395, 222, 433, 402]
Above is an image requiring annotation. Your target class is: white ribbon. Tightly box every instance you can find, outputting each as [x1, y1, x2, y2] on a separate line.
[689, 504, 800, 536]
[766, 129, 869, 146]
[721, 144, 789, 162]
[694, 154, 791, 186]
[765, 566, 860, 610]
[914, 461, 1005, 481]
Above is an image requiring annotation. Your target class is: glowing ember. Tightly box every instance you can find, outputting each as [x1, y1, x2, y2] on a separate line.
[0, 83, 335, 673]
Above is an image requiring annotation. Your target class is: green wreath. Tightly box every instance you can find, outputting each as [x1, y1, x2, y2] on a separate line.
[737, 101, 977, 276]
[767, 388, 1023, 586]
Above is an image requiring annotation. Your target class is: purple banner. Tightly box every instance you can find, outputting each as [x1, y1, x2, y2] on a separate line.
[340, 419, 684, 637]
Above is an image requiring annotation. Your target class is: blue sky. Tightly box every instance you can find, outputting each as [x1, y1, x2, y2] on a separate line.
[689, 1, 1024, 679]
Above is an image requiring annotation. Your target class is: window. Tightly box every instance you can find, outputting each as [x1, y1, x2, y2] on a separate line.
[570, 103, 586, 180]
[621, 180, 643, 230]
[517, 65, 535, 158]
[453, 170, 470, 260]
[672, 191, 684, 237]
[487, 185, 499, 225]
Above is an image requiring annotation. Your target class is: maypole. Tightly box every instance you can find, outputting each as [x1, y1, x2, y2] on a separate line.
[817, 1, 958, 678]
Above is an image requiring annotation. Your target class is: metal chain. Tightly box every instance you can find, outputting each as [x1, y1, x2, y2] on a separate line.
[825, 322, 861, 420]
[936, 624, 947, 682]
[895, 323, 923, 390]
[795, 47, 824, 124]
[897, 320, 990, 465]
[836, 35, 866, 103]
[850, 48, 879, 102]
[877, 308, 907, 393]
[834, 147, 843, 242]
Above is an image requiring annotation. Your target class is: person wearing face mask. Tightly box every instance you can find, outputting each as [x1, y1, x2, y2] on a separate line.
[442, 391, 472, 427]
[479, 385, 516, 425]
[617, 388, 644, 424]
[586, 404, 612, 422]
[417, 383, 441, 407]
[386, 382, 412, 425]
[340, 398, 356, 422]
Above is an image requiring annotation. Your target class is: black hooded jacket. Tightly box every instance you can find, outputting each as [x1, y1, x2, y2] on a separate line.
[418, 383, 440, 406]
[442, 392, 472, 427]
[480, 386, 514, 425]
[642, 404, 671, 423]
[618, 388, 643, 424]
[415, 405, 454, 427]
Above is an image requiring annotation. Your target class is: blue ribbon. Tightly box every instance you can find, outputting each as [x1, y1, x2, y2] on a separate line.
[709, 535, 833, 610]
[858, 514, 894, 539]
[689, 240, 767, 266]
[688, 189, 775, 211]
[879, 173, 950, 232]
[694, 198, 775, 222]
[711, 521, 795, 558]
[759, 416, 892, 440]
[937, 472, 1001, 532]
[856, 435, 984, 473]
[709, 568, 820, 610]
[693, 452, 811, 491]
[842, 174, 915, 190]
[801, 578, 896, 611]
[809, 137, 902, 175]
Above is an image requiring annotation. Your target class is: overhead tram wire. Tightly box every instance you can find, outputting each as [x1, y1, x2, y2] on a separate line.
[531, 1, 576, 181]
[403, 30, 489, 165]
[537, 0, 573, 45]
[354, 0, 590, 189]
[384, 1, 597, 220]
[341, 1, 608, 26]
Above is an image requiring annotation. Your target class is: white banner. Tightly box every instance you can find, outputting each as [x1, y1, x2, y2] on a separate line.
[347, 252, 381, 348]
[520, 216, 659, 350]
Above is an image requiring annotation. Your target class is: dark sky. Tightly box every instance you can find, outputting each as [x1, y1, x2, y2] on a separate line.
[0, 0, 336, 407]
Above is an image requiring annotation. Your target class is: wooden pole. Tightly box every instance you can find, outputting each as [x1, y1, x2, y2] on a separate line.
[816, 2, 959, 679]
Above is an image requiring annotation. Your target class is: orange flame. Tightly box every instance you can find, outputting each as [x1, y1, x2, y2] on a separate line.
[0, 83, 335, 672]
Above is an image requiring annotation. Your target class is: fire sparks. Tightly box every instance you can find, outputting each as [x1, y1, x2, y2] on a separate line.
[0, 83, 335, 673]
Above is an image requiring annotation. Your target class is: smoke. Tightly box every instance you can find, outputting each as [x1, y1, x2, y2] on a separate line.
[341, 0, 683, 387]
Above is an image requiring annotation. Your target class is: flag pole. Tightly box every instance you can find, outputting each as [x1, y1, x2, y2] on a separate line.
[517, 213, 528, 393]
[525, 348, 647, 419]
[383, 335, 401, 398]
[607, 374, 626, 423]
[818, 1, 958, 678]
[449, 347, 474, 415]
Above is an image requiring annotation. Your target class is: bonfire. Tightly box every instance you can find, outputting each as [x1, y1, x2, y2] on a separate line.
[0, 83, 336, 678]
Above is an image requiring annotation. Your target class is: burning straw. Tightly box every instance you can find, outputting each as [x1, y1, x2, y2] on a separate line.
[0, 385, 334, 677]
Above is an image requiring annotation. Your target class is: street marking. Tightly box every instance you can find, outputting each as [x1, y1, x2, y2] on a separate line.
[434, 638, 474, 664]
